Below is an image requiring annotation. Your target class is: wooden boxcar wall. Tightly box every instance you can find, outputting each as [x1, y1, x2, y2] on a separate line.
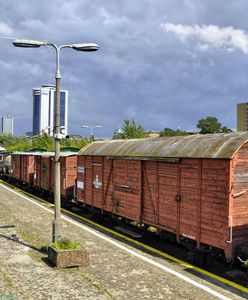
[77, 156, 112, 212]
[77, 155, 231, 256]
[33, 155, 53, 192]
[12, 154, 35, 185]
[34, 154, 77, 200]
[77, 156, 142, 221]
[20, 155, 35, 185]
[231, 142, 248, 251]
[64, 155, 78, 199]
[56, 155, 78, 199]
[200, 159, 230, 256]
[142, 158, 230, 253]
[41, 156, 53, 192]
[11, 155, 21, 180]
[33, 156, 42, 188]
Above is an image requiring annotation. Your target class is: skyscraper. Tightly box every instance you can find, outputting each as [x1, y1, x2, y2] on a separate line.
[2, 115, 13, 135]
[237, 102, 248, 131]
[33, 84, 68, 137]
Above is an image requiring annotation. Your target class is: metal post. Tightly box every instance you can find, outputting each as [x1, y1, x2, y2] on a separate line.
[12, 38, 99, 244]
[90, 126, 94, 142]
[52, 46, 61, 243]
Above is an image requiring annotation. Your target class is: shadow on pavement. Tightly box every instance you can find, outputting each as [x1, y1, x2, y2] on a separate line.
[0, 233, 44, 254]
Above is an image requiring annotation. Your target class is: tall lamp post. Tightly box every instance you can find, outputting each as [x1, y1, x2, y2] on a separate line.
[81, 125, 102, 141]
[13, 39, 99, 242]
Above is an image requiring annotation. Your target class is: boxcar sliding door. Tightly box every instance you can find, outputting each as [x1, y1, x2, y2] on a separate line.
[143, 159, 201, 243]
[142, 160, 179, 233]
[157, 161, 179, 234]
[112, 159, 142, 222]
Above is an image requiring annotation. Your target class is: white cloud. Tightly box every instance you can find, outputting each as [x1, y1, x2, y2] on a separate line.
[161, 23, 248, 54]
[0, 21, 13, 35]
[99, 7, 128, 25]
[20, 19, 46, 31]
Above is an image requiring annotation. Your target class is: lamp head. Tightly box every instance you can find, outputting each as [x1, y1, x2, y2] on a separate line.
[13, 39, 47, 48]
[72, 43, 99, 52]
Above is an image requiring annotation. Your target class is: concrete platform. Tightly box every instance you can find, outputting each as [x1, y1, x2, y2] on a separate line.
[0, 182, 246, 300]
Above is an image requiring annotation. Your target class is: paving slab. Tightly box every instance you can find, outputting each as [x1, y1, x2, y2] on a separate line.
[0, 183, 246, 300]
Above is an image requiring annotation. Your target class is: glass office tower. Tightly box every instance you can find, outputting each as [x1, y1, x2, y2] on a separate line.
[33, 85, 68, 137]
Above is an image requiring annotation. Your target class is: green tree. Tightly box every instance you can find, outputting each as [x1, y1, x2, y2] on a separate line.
[32, 131, 54, 150]
[159, 128, 175, 137]
[114, 118, 148, 139]
[220, 126, 233, 133]
[159, 128, 189, 137]
[0, 133, 31, 151]
[197, 116, 221, 134]
[61, 137, 89, 149]
[197, 116, 232, 134]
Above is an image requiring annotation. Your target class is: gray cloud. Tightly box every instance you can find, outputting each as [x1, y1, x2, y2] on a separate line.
[0, 0, 248, 137]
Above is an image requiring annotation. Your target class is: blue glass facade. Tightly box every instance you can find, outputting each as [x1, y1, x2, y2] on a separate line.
[33, 94, 40, 135]
[53, 91, 66, 127]
[60, 92, 66, 127]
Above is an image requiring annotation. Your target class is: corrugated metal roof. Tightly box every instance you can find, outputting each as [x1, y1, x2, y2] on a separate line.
[11, 151, 48, 156]
[11, 151, 76, 157]
[78, 132, 248, 159]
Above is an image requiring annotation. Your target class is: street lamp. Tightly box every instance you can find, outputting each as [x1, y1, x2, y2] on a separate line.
[81, 125, 102, 141]
[13, 38, 99, 242]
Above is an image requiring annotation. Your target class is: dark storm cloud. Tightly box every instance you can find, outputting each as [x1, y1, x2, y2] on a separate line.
[1, 0, 248, 136]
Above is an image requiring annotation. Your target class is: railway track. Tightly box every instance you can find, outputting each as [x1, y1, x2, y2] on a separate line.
[1, 178, 248, 296]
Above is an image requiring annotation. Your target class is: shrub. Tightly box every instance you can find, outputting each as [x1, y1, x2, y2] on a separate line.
[51, 238, 81, 251]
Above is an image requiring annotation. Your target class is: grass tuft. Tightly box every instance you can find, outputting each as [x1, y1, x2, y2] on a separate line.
[51, 237, 81, 251]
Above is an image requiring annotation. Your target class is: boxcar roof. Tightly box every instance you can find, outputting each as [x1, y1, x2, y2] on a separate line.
[78, 132, 248, 159]
[11, 151, 76, 157]
[11, 151, 47, 156]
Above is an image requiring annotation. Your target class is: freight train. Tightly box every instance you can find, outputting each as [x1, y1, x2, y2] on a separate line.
[2, 132, 248, 264]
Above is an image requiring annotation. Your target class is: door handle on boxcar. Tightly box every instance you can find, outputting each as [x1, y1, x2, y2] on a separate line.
[175, 195, 181, 202]
[226, 216, 233, 244]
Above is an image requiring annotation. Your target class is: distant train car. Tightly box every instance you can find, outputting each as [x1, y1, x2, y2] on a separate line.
[76, 132, 248, 260]
[10, 152, 22, 182]
[10, 149, 78, 202]
[33, 151, 78, 201]
[11, 151, 45, 186]
[33, 152, 53, 192]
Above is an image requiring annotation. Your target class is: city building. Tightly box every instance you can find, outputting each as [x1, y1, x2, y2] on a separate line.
[2, 115, 13, 135]
[33, 84, 68, 137]
[237, 102, 248, 131]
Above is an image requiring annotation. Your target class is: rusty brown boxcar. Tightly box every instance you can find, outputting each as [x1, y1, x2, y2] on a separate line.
[76, 132, 248, 260]
[34, 151, 77, 201]
[11, 152, 37, 185]
[11, 152, 22, 181]
[34, 152, 53, 192]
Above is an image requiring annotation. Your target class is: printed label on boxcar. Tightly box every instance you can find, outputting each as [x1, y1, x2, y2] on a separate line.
[77, 166, 85, 173]
[235, 171, 248, 182]
[182, 233, 195, 240]
[93, 175, 102, 189]
[77, 181, 84, 189]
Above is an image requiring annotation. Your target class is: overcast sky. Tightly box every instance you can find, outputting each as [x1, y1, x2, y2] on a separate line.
[1, 0, 248, 138]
